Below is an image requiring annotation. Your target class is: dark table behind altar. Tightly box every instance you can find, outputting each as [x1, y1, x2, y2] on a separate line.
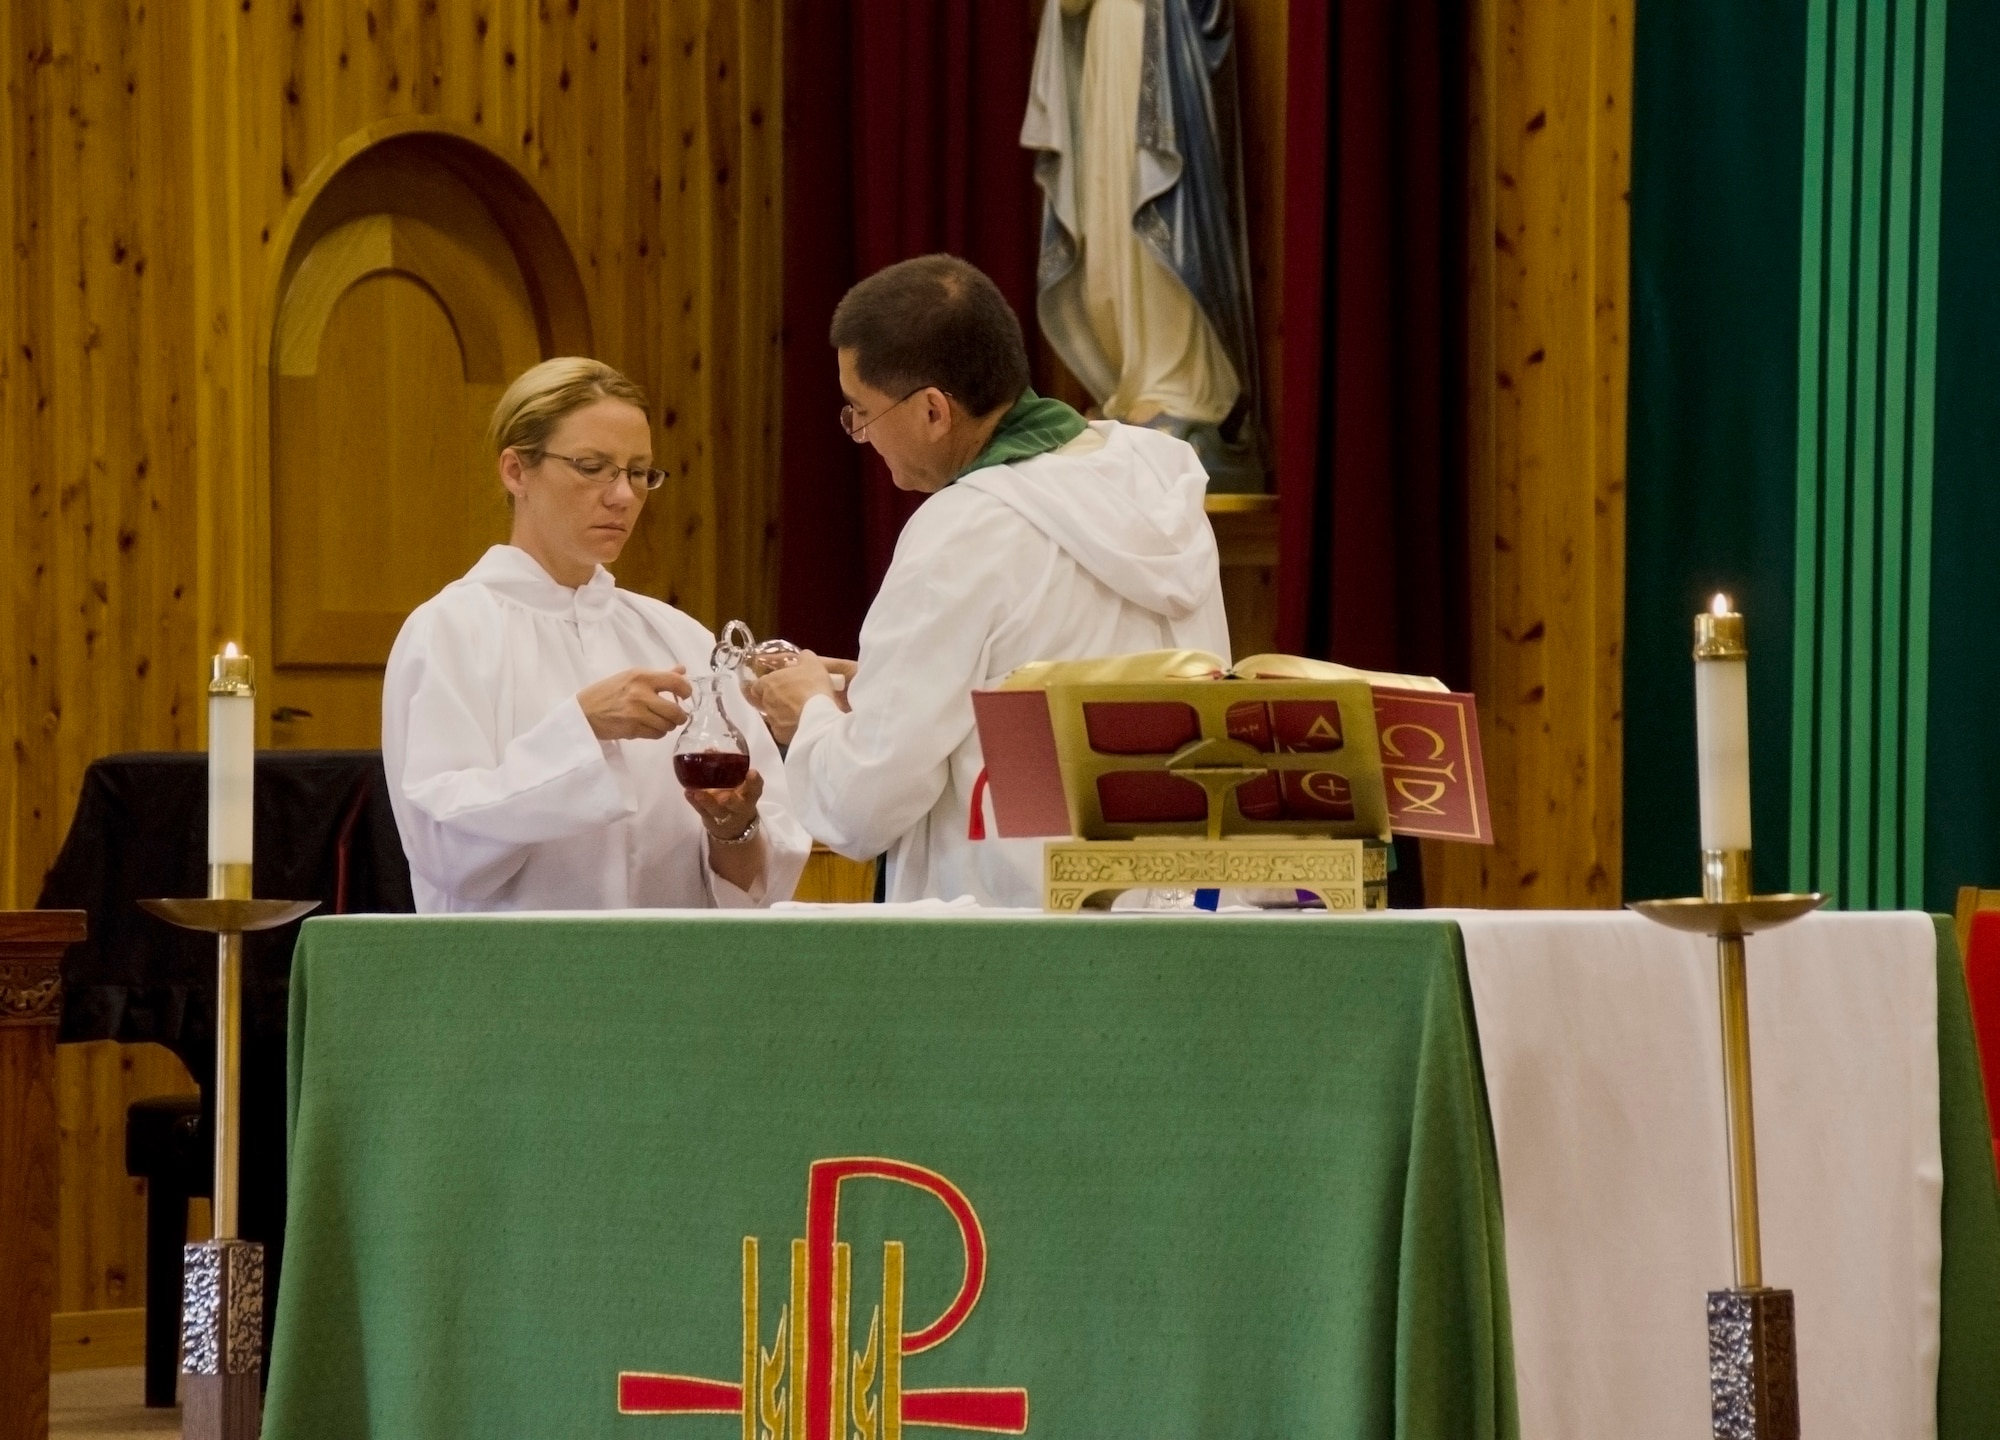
[36, 750, 414, 1340]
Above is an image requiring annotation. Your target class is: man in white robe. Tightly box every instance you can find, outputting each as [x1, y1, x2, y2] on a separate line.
[754, 255, 1228, 907]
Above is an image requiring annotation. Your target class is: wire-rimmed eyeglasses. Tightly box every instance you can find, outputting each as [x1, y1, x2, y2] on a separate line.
[537, 451, 667, 492]
[839, 386, 952, 441]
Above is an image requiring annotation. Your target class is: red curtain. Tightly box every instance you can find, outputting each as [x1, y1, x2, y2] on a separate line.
[777, 0, 1043, 658]
[1275, 0, 1469, 687]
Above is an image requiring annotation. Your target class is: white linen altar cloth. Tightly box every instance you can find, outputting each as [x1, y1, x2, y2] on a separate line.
[1458, 910, 1940, 1440]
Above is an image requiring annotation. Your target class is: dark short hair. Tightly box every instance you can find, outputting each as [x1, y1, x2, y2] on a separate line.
[829, 254, 1030, 418]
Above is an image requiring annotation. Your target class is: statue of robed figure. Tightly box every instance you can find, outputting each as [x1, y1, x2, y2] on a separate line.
[1021, 0, 1265, 492]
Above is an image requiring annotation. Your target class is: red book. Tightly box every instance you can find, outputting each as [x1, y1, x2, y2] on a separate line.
[1371, 688, 1493, 843]
[1081, 701, 1202, 754]
[969, 689, 1071, 837]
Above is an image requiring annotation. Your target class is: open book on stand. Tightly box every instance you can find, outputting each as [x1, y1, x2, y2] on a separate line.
[971, 650, 1492, 846]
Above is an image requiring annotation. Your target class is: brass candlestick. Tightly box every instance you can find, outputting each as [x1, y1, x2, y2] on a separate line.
[1633, 859, 1821, 1440]
[140, 877, 316, 1439]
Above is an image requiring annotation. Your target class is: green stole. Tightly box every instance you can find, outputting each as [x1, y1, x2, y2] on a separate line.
[957, 388, 1089, 478]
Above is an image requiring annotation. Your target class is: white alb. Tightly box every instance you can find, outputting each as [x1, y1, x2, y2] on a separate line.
[383, 545, 810, 912]
[786, 421, 1230, 906]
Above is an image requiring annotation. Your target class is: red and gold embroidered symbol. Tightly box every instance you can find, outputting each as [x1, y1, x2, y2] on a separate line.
[618, 1158, 1029, 1438]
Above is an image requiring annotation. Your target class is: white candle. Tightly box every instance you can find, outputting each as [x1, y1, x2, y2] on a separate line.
[1693, 595, 1752, 852]
[208, 643, 255, 866]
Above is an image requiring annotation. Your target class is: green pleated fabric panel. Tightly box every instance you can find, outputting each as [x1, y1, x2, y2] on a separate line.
[1628, 0, 2000, 910]
[1786, 0, 1949, 908]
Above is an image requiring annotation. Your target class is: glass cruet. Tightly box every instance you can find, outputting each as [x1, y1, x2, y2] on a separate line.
[672, 670, 751, 791]
[714, 618, 802, 702]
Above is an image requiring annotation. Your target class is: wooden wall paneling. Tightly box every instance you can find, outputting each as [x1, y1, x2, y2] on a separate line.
[2, 2, 202, 910]
[130, 4, 205, 799]
[193, 0, 268, 694]
[730, 0, 785, 640]
[3, 0, 788, 1317]
[1, 0, 26, 910]
[53, 1041, 199, 1315]
[533, 0, 601, 337]
[1430, 0, 1631, 907]
[618, 0, 668, 605]
[699, 0, 743, 630]
[1590, 1, 1631, 904]
[643, 0, 719, 623]
[621, 0, 787, 636]
[3, 0, 783, 882]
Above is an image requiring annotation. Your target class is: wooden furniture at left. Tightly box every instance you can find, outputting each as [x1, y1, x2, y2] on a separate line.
[0, 910, 86, 1440]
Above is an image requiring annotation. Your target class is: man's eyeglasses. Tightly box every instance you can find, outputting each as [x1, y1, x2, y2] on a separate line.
[839, 386, 952, 441]
[537, 451, 667, 492]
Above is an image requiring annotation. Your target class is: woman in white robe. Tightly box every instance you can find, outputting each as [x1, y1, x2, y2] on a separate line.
[382, 357, 810, 912]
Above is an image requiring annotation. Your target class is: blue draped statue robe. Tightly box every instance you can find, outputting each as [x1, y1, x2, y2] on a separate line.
[1022, 0, 1266, 492]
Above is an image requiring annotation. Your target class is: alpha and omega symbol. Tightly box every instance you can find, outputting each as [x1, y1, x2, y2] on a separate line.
[1380, 722, 1457, 816]
[618, 1158, 1028, 1438]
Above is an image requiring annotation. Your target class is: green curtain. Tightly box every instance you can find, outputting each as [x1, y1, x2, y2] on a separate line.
[1627, 0, 2000, 909]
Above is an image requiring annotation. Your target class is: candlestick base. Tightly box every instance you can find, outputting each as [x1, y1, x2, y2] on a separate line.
[1708, 1287, 1799, 1440]
[181, 1239, 264, 1440]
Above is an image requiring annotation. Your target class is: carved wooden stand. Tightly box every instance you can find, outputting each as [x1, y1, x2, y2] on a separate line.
[1044, 837, 1389, 912]
[0, 910, 86, 1440]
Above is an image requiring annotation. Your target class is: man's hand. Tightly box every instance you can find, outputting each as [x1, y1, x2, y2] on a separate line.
[578, 667, 692, 741]
[683, 766, 764, 841]
[745, 652, 854, 744]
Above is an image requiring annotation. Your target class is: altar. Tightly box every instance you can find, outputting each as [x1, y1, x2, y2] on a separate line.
[262, 907, 2000, 1440]
[267, 909, 1513, 1439]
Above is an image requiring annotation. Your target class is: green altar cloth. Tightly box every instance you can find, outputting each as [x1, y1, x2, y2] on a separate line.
[265, 916, 1515, 1440]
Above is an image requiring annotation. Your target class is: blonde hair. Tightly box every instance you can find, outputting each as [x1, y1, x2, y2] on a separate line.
[487, 357, 649, 458]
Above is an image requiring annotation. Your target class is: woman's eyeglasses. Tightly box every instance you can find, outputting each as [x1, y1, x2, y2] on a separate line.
[538, 452, 667, 492]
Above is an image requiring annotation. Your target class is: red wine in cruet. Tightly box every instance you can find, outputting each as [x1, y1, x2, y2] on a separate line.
[675, 750, 750, 790]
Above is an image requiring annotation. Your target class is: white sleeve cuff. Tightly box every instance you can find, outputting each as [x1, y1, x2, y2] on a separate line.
[706, 850, 768, 909]
[790, 692, 846, 750]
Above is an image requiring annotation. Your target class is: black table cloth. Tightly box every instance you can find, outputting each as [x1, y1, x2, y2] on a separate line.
[37, 749, 414, 1346]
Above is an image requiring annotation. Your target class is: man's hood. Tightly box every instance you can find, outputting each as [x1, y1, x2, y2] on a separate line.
[954, 422, 1220, 619]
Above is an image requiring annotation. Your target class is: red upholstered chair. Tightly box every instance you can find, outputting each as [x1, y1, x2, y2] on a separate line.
[1954, 888, 2000, 1175]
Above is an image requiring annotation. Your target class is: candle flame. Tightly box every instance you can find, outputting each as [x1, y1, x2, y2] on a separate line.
[1710, 593, 1732, 616]
[222, 641, 240, 658]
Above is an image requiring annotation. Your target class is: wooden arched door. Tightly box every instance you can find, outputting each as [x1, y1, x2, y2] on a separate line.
[266, 129, 589, 748]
